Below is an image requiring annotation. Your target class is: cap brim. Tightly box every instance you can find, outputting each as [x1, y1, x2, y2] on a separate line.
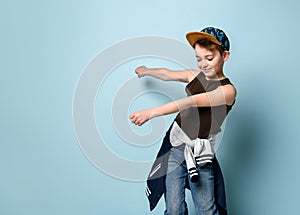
[186, 32, 221, 47]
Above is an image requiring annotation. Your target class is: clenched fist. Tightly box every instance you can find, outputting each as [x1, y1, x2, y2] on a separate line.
[129, 109, 151, 126]
[135, 66, 147, 78]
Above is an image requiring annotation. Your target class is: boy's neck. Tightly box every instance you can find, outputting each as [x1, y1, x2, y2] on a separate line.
[204, 71, 226, 81]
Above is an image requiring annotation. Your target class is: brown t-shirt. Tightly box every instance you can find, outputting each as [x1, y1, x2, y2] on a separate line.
[174, 72, 235, 139]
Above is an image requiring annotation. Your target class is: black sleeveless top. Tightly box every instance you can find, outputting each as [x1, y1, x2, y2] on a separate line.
[174, 72, 235, 139]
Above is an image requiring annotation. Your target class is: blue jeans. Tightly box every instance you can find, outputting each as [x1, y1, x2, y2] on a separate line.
[164, 145, 219, 215]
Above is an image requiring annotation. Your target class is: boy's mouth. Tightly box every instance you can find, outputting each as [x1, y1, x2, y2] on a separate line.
[202, 69, 212, 73]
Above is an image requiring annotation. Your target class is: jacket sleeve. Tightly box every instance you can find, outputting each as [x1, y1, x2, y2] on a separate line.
[213, 157, 228, 215]
[145, 124, 173, 211]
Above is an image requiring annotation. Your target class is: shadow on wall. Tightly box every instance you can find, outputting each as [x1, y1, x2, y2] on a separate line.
[220, 104, 269, 215]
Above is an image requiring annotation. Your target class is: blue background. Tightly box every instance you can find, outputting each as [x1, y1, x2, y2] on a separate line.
[1, 0, 300, 214]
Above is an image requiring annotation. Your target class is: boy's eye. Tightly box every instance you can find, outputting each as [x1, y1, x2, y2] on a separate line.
[207, 58, 213, 61]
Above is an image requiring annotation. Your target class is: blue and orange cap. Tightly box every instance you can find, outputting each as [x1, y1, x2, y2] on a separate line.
[186, 27, 230, 51]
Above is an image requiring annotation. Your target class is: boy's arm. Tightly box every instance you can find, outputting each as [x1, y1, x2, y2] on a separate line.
[135, 66, 199, 83]
[129, 85, 236, 126]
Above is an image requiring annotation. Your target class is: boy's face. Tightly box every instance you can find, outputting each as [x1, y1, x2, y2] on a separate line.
[195, 44, 229, 80]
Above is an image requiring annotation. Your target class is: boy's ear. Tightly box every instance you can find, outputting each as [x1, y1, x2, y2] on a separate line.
[223, 51, 230, 62]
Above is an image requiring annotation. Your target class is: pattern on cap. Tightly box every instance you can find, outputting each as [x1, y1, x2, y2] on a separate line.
[201, 27, 230, 51]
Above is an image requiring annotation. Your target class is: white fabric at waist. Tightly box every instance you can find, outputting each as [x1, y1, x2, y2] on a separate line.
[169, 121, 216, 148]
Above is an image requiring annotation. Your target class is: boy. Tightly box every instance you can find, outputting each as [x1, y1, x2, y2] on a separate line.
[130, 27, 236, 215]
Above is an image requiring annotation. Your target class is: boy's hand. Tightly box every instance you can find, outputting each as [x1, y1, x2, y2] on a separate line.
[129, 110, 151, 126]
[135, 66, 147, 78]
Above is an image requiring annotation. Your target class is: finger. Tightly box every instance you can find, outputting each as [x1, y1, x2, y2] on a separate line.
[130, 113, 138, 119]
[133, 118, 139, 125]
[130, 116, 137, 123]
[132, 117, 138, 123]
[137, 118, 144, 126]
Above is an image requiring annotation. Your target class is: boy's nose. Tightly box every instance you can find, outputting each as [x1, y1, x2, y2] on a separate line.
[199, 61, 208, 68]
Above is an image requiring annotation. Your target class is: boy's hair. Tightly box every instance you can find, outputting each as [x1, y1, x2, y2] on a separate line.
[194, 39, 225, 55]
